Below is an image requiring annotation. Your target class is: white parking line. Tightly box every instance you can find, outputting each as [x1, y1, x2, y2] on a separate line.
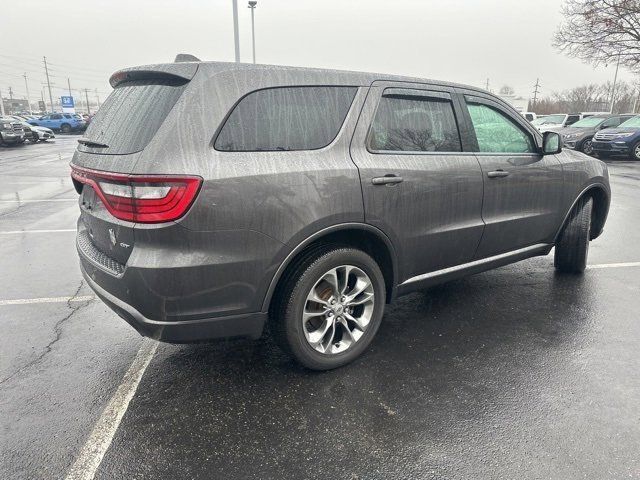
[587, 262, 640, 269]
[64, 340, 159, 480]
[0, 296, 95, 306]
[0, 229, 76, 234]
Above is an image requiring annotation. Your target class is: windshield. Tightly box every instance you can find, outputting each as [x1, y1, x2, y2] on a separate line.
[570, 116, 606, 128]
[79, 78, 187, 155]
[619, 116, 640, 128]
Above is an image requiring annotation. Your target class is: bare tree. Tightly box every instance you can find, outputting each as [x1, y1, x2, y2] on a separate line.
[554, 0, 640, 71]
[499, 85, 515, 95]
[531, 81, 637, 113]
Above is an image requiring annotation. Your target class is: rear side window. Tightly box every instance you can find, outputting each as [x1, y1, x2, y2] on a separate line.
[78, 79, 187, 155]
[466, 102, 534, 153]
[214, 86, 357, 151]
[368, 93, 461, 152]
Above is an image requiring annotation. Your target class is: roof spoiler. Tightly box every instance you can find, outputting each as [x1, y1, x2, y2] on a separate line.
[174, 53, 201, 63]
[109, 63, 199, 88]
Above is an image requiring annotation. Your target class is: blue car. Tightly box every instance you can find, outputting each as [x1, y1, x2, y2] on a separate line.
[592, 115, 640, 160]
[29, 113, 86, 133]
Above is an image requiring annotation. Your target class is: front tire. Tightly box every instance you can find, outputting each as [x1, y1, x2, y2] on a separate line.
[271, 247, 386, 370]
[580, 137, 594, 156]
[554, 196, 593, 273]
[632, 141, 640, 161]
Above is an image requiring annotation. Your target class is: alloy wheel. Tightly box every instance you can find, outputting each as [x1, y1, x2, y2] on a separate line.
[582, 139, 593, 155]
[301, 265, 375, 355]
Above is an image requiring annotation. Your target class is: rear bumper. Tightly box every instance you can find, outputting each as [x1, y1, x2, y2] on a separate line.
[81, 262, 266, 342]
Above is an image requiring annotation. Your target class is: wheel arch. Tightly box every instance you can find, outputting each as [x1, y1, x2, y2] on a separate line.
[554, 183, 610, 242]
[261, 223, 398, 312]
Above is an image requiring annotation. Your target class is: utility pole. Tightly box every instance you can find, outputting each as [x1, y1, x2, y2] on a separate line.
[248, 1, 257, 64]
[485, 78, 490, 91]
[84, 88, 91, 115]
[0, 88, 5, 116]
[43, 56, 54, 113]
[67, 78, 72, 97]
[532, 78, 540, 108]
[609, 51, 621, 114]
[95, 88, 101, 109]
[232, 0, 241, 62]
[8, 87, 13, 100]
[23, 73, 32, 114]
[633, 83, 640, 114]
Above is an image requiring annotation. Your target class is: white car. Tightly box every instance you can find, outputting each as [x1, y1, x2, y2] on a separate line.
[531, 113, 582, 132]
[31, 125, 55, 142]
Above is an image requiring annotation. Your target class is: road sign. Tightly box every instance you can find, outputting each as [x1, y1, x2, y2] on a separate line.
[61, 96, 76, 113]
[61, 96, 74, 108]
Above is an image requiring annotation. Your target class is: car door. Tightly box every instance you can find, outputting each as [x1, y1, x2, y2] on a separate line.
[37, 115, 51, 127]
[349, 82, 484, 282]
[458, 92, 564, 258]
[48, 114, 62, 129]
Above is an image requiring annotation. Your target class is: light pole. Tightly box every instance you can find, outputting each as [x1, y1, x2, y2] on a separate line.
[609, 51, 621, 114]
[232, 0, 240, 62]
[248, 1, 257, 64]
[23, 73, 32, 114]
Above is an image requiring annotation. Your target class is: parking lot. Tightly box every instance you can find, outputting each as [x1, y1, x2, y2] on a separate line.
[1, 136, 639, 479]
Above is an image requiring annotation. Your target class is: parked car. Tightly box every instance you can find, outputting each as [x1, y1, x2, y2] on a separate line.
[559, 114, 635, 155]
[71, 62, 610, 370]
[0, 117, 26, 145]
[531, 113, 582, 132]
[521, 111, 537, 121]
[592, 115, 640, 160]
[31, 125, 55, 142]
[29, 113, 86, 133]
[8, 116, 36, 143]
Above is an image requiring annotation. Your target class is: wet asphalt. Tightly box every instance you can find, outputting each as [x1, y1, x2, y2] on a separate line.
[1, 136, 639, 480]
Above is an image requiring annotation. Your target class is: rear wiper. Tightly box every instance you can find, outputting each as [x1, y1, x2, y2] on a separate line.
[78, 137, 109, 148]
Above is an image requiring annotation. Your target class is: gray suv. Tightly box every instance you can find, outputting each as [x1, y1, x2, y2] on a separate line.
[558, 114, 634, 155]
[71, 61, 610, 370]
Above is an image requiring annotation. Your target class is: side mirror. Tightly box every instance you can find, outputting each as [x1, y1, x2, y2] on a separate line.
[542, 131, 562, 155]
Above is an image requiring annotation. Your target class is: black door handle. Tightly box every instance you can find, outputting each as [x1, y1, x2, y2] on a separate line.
[372, 175, 404, 185]
[487, 170, 510, 178]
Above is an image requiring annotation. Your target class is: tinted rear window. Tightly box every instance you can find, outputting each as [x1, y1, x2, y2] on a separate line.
[78, 79, 187, 155]
[214, 86, 357, 151]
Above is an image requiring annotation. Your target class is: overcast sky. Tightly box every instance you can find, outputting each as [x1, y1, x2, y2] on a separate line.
[1, 0, 635, 104]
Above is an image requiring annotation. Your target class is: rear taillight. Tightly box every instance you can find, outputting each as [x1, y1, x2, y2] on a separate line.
[71, 165, 202, 223]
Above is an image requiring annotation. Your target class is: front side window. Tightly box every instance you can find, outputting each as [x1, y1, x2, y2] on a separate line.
[466, 102, 535, 153]
[368, 93, 461, 152]
[215, 86, 357, 151]
[601, 117, 622, 128]
[566, 115, 580, 126]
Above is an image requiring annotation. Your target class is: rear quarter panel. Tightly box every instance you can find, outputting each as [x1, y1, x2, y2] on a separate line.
[121, 68, 369, 317]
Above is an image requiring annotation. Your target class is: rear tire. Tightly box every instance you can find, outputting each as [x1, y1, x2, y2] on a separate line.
[30, 133, 39, 143]
[270, 246, 386, 370]
[60, 123, 71, 134]
[554, 196, 593, 273]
